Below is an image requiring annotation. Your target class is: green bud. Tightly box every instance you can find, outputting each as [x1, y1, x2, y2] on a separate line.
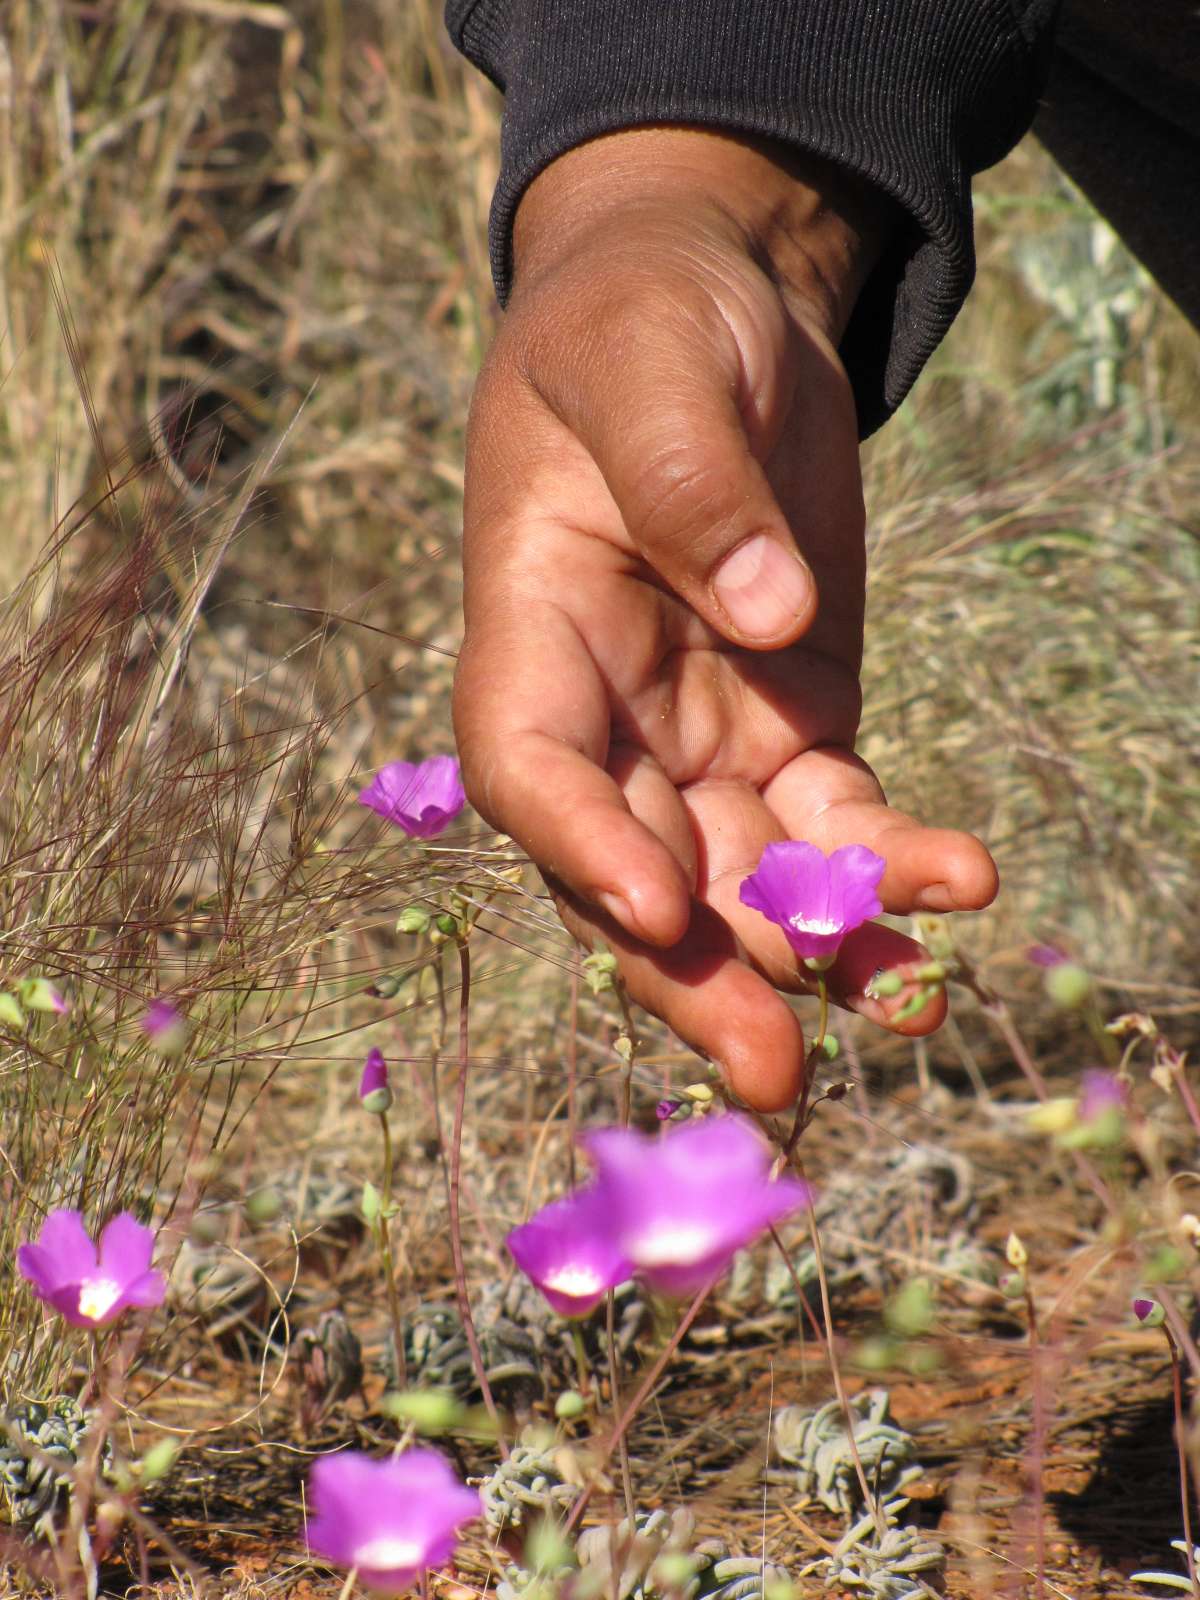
[902, 1344, 943, 1377]
[244, 1186, 283, 1225]
[891, 985, 941, 1024]
[1043, 962, 1092, 1011]
[614, 1035, 634, 1062]
[912, 912, 956, 960]
[139, 1439, 179, 1484]
[885, 1277, 935, 1339]
[581, 949, 618, 995]
[868, 970, 904, 999]
[913, 961, 949, 984]
[684, 1081, 713, 1103]
[0, 992, 25, 1029]
[852, 1335, 899, 1372]
[554, 1389, 586, 1421]
[368, 973, 407, 998]
[998, 1270, 1027, 1300]
[18, 978, 66, 1014]
[361, 1086, 394, 1115]
[382, 1388, 465, 1433]
[434, 912, 460, 937]
[395, 908, 431, 934]
[820, 1035, 840, 1060]
[361, 1180, 381, 1224]
[1133, 1297, 1166, 1328]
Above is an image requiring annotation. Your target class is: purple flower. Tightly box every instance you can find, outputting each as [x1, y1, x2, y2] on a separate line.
[584, 1115, 811, 1297]
[358, 757, 466, 840]
[1079, 1070, 1126, 1122]
[1026, 944, 1067, 968]
[140, 998, 186, 1054]
[1133, 1297, 1165, 1327]
[359, 1046, 393, 1114]
[305, 1448, 479, 1593]
[17, 1210, 166, 1328]
[507, 1187, 633, 1318]
[739, 841, 885, 963]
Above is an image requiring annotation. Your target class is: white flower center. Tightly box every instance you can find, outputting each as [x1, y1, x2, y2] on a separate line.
[788, 914, 841, 936]
[631, 1223, 716, 1268]
[354, 1536, 424, 1572]
[77, 1278, 122, 1323]
[543, 1265, 604, 1298]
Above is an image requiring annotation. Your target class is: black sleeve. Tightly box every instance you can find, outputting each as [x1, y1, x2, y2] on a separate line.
[445, 0, 1060, 436]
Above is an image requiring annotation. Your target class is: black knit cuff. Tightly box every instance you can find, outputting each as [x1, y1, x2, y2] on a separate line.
[447, 0, 1058, 436]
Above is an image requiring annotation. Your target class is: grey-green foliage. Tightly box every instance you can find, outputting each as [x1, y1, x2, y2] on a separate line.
[804, 1499, 945, 1599]
[702, 1556, 792, 1600]
[480, 1434, 581, 1534]
[384, 1297, 542, 1410]
[0, 1398, 105, 1532]
[576, 1508, 727, 1600]
[772, 1390, 922, 1517]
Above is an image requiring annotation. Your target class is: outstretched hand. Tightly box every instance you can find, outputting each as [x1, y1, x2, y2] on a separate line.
[453, 129, 998, 1111]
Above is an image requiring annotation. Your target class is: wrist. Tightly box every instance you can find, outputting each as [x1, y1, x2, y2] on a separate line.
[512, 126, 896, 343]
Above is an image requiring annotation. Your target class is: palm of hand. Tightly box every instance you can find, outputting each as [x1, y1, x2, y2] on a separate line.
[454, 222, 997, 1109]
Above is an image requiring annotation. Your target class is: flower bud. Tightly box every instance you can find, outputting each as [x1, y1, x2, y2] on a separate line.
[434, 912, 460, 937]
[367, 973, 406, 998]
[1043, 962, 1091, 1011]
[18, 978, 67, 1014]
[245, 1186, 283, 1225]
[683, 1082, 714, 1104]
[359, 1047, 393, 1114]
[1005, 1232, 1028, 1270]
[820, 1035, 840, 1060]
[885, 1277, 935, 1338]
[382, 1388, 465, 1433]
[998, 1270, 1027, 1300]
[867, 970, 904, 999]
[912, 913, 956, 960]
[140, 997, 187, 1054]
[554, 1390, 586, 1421]
[656, 1098, 684, 1121]
[0, 992, 25, 1029]
[1026, 1098, 1078, 1136]
[1133, 1297, 1165, 1328]
[139, 1439, 179, 1484]
[396, 907, 432, 935]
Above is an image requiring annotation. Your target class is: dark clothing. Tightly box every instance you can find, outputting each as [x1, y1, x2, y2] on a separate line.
[445, 0, 1199, 438]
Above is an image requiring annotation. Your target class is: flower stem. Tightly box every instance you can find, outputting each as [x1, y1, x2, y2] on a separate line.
[606, 1289, 636, 1529]
[447, 936, 504, 1449]
[570, 1322, 593, 1397]
[1163, 1322, 1200, 1597]
[377, 1110, 406, 1389]
[564, 1275, 716, 1536]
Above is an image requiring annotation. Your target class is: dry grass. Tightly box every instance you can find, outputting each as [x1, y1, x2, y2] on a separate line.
[2, 2, 1200, 1596]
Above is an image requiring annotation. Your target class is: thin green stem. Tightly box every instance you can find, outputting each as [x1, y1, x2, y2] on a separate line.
[1164, 1325, 1200, 1597]
[447, 937, 504, 1448]
[378, 1111, 406, 1389]
[607, 1289, 636, 1528]
[570, 1322, 592, 1398]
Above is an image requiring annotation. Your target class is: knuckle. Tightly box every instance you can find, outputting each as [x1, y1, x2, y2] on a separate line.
[628, 440, 746, 562]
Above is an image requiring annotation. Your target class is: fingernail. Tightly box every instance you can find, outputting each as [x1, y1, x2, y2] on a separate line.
[711, 535, 812, 640]
[914, 882, 954, 912]
[598, 891, 636, 931]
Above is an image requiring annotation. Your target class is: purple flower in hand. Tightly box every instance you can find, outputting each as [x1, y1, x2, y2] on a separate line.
[585, 1115, 810, 1297]
[507, 1186, 633, 1317]
[739, 841, 885, 963]
[17, 1210, 166, 1328]
[358, 757, 466, 839]
[305, 1448, 479, 1594]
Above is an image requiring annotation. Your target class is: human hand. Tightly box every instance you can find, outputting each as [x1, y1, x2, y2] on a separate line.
[453, 128, 998, 1111]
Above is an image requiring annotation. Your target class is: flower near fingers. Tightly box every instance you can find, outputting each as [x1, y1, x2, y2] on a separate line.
[358, 757, 466, 839]
[739, 841, 885, 963]
[305, 1448, 479, 1594]
[17, 1210, 166, 1328]
[585, 1114, 811, 1297]
[507, 1186, 633, 1317]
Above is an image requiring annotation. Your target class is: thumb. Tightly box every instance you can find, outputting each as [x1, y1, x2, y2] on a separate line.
[552, 288, 828, 647]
